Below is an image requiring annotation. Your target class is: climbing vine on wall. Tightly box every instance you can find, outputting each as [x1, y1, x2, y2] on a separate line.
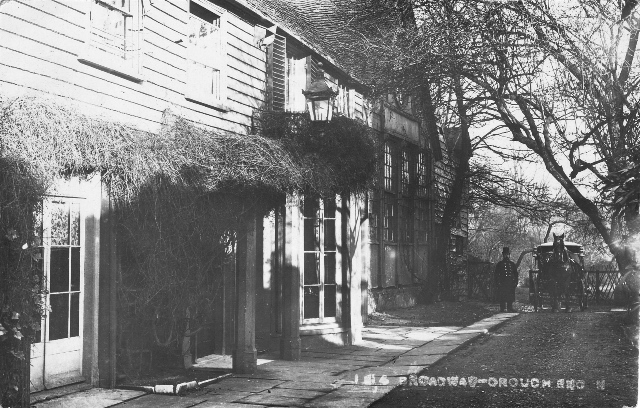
[0, 95, 378, 395]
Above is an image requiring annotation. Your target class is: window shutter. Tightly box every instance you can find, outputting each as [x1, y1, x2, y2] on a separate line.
[307, 55, 322, 85]
[268, 34, 286, 111]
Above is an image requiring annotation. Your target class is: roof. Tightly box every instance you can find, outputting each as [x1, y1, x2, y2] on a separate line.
[233, 0, 362, 81]
[536, 242, 584, 252]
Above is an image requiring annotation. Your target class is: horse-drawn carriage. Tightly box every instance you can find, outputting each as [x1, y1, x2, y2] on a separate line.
[529, 234, 588, 312]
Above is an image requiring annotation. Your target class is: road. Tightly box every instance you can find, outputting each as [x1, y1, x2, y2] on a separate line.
[371, 308, 638, 408]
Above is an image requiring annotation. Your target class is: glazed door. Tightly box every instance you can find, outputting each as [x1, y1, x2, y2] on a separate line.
[31, 198, 84, 392]
[302, 196, 341, 324]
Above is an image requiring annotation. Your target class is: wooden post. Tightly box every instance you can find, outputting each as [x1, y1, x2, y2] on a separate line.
[346, 196, 362, 344]
[232, 212, 257, 374]
[98, 182, 117, 388]
[280, 195, 301, 360]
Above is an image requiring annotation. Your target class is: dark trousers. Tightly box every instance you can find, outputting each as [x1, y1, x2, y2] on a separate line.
[500, 301, 514, 312]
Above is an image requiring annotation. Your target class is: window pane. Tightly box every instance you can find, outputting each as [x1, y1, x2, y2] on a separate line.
[50, 248, 69, 293]
[70, 203, 80, 246]
[324, 252, 336, 284]
[304, 253, 319, 285]
[188, 6, 220, 66]
[71, 247, 81, 292]
[303, 197, 320, 218]
[324, 285, 336, 318]
[401, 150, 411, 195]
[399, 199, 413, 243]
[70, 293, 80, 338]
[416, 199, 428, 243]
[384, 143, 395, 192]
[324, 219, 335, 251]
[369, 198, 379, 241]
[49, 293, 69, 341]
[324, 198, 336, 218]
[304, 219, 320, 251]
[187, 62, 220, 98]
[51, 202, 69, 246]
[91, 4, 126, 59]
[303, 286, 319, 319]
[383, 195, 396, 242]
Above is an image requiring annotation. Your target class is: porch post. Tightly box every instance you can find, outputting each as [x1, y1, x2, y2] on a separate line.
[346, 195, 363, 344]
[98, 181, 117, 388]
[233, 211, 258, 374]
[280, 194, 301, 360]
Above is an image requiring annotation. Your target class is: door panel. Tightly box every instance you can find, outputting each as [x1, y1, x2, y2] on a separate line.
[30, 198, 84, 392]
[301, 196, 340, 324]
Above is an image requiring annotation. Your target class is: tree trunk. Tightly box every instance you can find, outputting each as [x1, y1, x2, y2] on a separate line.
[432, 76, 472, 300]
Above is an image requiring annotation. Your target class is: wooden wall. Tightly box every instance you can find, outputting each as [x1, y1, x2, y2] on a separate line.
[0, 0, 266, 135]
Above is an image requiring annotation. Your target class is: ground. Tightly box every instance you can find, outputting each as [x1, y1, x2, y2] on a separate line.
[367, 299, 495, 327]
[371, 306, 639, 408]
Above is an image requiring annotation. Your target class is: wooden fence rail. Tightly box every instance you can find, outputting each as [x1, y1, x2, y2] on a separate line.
[466, 262, 622, 304]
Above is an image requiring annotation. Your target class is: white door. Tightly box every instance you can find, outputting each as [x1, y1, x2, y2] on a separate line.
[31, 198, 84, 392]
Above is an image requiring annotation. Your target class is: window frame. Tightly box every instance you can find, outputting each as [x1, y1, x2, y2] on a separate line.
[184, 0, 229, 111]
[382, 141, 398, 243]
[285, 52, 307, 112]
[301, 196, 341, 325]
[78, 0, 144, 82]
[34, 197, 85, 344]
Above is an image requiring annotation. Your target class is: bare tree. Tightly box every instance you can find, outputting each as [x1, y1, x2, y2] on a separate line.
[345, 0, 639, 270]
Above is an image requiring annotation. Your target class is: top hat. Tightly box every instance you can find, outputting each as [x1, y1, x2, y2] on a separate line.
[502, 247, 510, 255]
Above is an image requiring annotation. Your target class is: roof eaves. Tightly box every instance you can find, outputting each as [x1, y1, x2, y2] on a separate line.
[228, 0, 354, 79]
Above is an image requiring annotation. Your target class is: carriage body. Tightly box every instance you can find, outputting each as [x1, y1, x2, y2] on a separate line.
[529, 241, 588, 311]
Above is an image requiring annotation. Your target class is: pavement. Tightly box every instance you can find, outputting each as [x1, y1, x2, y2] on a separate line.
[31, 312, 518, 408]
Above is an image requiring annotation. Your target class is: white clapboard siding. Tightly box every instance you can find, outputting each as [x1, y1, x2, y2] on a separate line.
[19, 0, 86, 25]
[144, 17, 188, 47]
[167, 0, 189, 13]
[143, 54, 186, 88]
[228, 41, 265, 70]
[146, 1, 187, 33]
[228, 49, 267, 82]
[227, 76, 265, 102]
[0, 10, 84, 56]
[228, 24, 265, 61]
[0, 80, 161, 132]
[0, 0, 267, 135]
[5, 1, 85, 40]
[144, 29, 187, 67]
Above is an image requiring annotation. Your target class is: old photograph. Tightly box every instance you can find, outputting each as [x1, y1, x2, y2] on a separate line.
[0, 0, 638, 407]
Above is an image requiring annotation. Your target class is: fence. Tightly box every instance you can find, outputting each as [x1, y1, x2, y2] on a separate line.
[467, 261, 623, 304]
[584, 265, 622, 303]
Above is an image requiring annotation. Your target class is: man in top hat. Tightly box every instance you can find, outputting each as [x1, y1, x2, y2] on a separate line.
[495, 247, 518, 312]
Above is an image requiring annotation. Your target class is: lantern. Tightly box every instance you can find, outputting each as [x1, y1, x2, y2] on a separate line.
[302, 65, 338, 122]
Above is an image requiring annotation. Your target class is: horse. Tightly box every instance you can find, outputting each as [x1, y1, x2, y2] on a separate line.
[546, 233, 574, 312]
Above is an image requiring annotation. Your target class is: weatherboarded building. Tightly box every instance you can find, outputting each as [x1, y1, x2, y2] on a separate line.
[0, 0, 467, 395]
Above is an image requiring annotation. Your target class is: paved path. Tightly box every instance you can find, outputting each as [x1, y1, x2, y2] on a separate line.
[32, 313, 517, 408]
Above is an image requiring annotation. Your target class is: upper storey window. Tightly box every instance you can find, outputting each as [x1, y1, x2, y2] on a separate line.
[185, 0, 228, 110]
[286, 54, 307, 112]
[79, 0, 143, 81]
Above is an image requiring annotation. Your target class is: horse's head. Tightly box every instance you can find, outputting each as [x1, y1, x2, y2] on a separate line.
[552, 233, 566, 262]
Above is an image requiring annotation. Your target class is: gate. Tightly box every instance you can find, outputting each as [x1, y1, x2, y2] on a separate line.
[584, 265, 622, 303]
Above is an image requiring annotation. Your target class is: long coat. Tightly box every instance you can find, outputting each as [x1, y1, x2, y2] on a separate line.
[495, 259, 518, 302]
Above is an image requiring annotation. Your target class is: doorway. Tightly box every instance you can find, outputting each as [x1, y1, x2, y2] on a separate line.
[30, 197, 84, 392]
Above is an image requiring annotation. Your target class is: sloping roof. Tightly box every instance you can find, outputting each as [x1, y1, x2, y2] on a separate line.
[234, 0, 361, 81]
